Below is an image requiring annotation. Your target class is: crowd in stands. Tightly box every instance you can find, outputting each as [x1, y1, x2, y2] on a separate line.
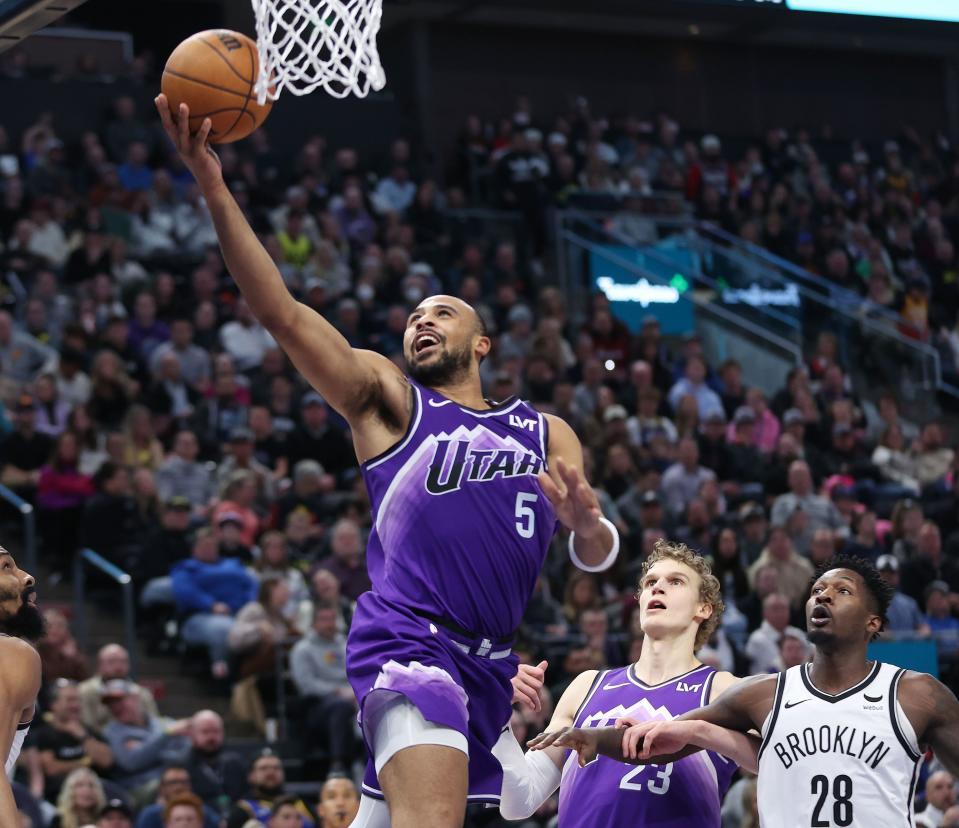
[1, 78, 959, 826]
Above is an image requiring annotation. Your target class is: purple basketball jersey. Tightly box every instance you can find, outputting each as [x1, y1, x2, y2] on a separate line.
[358, 379, 557, 637]
[558, 664, 736, 828]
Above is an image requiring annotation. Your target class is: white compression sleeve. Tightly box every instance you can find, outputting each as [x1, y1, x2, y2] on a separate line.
[491, 726, 563, 820]
[348, 794, 391, 828]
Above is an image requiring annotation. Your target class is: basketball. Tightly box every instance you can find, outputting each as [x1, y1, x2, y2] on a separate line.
[161, 29, 273, 144]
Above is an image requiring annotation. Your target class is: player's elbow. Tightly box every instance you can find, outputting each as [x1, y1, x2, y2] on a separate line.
[498, 798, 539, 821]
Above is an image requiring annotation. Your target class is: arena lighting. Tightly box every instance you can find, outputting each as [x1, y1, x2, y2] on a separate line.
[785, 0, 959, 22]
[596, 276, 681, 307]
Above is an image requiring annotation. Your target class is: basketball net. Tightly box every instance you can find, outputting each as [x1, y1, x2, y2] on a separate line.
[251, 0, 385, 103]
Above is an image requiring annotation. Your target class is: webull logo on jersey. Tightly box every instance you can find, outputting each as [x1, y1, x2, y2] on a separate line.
[425, 427, 544, 495]
[771, 725, 891, 771]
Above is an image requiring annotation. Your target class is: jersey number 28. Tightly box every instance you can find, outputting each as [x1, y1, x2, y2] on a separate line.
[810, 774, 853, 827]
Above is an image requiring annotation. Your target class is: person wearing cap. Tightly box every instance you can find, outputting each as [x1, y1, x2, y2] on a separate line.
[285, 390, 353, 480]
[78, 644, 161, 734]
[101, 683, 190, 808]
[155, 431, 215, 516]
[98, 796, 134, 828]
[215, 426, 275, 503]
[725, 407, 763, 488]
[171, 530, 258, 679]
[0, 390, 53, 500]
[875, 554, 931, 640]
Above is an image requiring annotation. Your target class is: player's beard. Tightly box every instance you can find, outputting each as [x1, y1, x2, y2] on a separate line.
[806, 628, 837, 648]
[0, 589, 45, 644]
[409, 341, 473, 387]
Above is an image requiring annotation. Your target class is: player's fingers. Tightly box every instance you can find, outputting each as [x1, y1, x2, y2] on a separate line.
[537, 470, 566, 504]
[154, 95, 175, 134]
[526, 730, 554, 749]
[615, 716, 638, 729]
[624, 728, 640, 759]
[514, 685, 539, 711]
[196, 117, 213, 149]
[535, 659, 548, 672]
[177, 103, 191, 148]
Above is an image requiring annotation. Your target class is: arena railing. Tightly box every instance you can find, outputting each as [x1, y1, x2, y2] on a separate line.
[73, 547, 137, 680]
[558, 224, 803, 394]
[0, 484, 37, 576]
[556, 208, 955, 412]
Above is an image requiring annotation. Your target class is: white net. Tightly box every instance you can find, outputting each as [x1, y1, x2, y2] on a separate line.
[251, 0, 385, 103]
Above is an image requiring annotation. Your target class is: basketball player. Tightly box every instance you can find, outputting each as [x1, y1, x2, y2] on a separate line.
[532, 555, 959, 827]
[154, 97, 619, 828]
[0, 546, 44, 824]
[498, 541, 758, 826]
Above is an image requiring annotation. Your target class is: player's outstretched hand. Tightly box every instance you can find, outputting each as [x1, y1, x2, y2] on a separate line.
[617, 718, 695, 761]
[154, 94, 223, 192]
[511, 660, 548, 712]
[538, 458, 602, 538]
[528, 726, 599, 767]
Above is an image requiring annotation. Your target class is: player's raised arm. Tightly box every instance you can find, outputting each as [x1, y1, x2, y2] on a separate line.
[540, 415, 618, 571]
[153, 95, 404, 427]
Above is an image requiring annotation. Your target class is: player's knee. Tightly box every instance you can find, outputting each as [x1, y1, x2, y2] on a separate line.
[390, 797, 464, 828]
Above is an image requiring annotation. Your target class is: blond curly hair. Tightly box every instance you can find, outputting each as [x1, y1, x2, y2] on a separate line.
[640, 539, 725, 650]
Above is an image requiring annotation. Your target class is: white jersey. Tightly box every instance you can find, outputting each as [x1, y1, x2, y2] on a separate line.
[758, 661, 923, 828]
[5, 718, 30, 778]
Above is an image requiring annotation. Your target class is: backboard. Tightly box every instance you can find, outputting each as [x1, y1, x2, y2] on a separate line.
[0, 0, 89, 52]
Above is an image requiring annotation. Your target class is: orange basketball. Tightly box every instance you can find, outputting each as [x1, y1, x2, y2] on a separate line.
[161, 29, 273, 144]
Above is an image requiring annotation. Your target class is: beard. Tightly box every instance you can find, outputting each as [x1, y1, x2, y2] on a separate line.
[258, 783, 284, 798]
[0, 591, 46, 643]
[408, 342, 473, 387]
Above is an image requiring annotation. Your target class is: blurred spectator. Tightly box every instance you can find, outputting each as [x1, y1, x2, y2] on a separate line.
[37, 430, 95, 575]
[133, 764, 220, 828]
[913, 423, 954, 488]
[747, 525, 814, 610]
[876, 554, 930, 640]
[661, 438, 716, 519]
[0, 394, 53, 500]
[916, 770, 956, 828]
[33, 372, 71, 437]
[872, 425, 921, 493]
[162, 792, 209, 828]
[31, 679, 114, 802]
[150, 319, 211, 392]
[79, 644, 159, 733]
[81, 462, 145, 572]
[314, 518, 370, 602]
[226, 752, 316, 828]
[290, 603, 356, 771]
[219, 300, 275, 373]
[667, 355, 723, 420]
[251, 532, 308, 622]
[745, 593, 806, 674]
[770, 460, 843, 552]
[101, 683, 190, 805]
[315, 777, 359, 828]
[171, 530, 258, 679]
[295, 568, 352, 634]
[37, 608, 90, 684]
[216, 427, 275, 505]
[155, 431, 214, 516]
[901, 522, 959, 608]
[228, 576, 297, 684]
[285, 393, 353, 480]
[181, 711, 246, 813]
[924, 581, 959, 662]
[98, 797, 135, 828]
[49, 767, 107, 828]
[211, 471, 262, 548]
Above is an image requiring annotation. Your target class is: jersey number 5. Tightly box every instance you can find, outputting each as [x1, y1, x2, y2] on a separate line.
[810, 774, 853, 827]
[515, 493, 538, 538]
[619, 762, 673, 795]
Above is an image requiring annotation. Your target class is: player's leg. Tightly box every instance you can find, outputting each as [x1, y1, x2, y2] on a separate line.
[369, 695, 468, 828]
[379, 745, 468, 828]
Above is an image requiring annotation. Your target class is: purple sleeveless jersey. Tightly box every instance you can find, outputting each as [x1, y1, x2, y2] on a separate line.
[346, 378, 557, 803]
[558, 664, 737, 828]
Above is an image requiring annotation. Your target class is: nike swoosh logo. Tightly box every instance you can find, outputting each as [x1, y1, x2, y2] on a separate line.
[603, 682, 631, 690]
[863, 694, 883, 703]
[428, 398, 453, 407]
[784, 699, 810, 709]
